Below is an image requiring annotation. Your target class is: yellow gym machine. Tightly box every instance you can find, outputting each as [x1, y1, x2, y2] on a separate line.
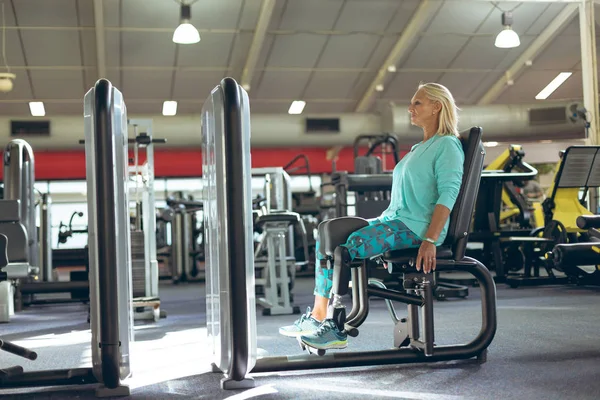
[504, 145, 600, 288]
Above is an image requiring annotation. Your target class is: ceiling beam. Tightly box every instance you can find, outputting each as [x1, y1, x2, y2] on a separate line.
[93, 0, 106, 78]
[240, 0, 276, 90]
[354, 0, 441, 113]
[477, 4, 578, 105]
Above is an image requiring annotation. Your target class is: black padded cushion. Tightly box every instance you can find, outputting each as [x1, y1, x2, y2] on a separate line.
[577, 215, 600, 230]
[384, 127, 485, 263]
[254, 211, 301, 229]
[0, 233, 8, 268]
[319, 217, 369, 256]
[0, 223, 28, 263]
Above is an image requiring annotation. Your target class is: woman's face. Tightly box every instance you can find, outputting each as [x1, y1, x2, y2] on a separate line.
[408, 88, 441, 128]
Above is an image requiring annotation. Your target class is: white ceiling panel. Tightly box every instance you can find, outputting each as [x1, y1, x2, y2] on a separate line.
[251, 34, 276, 74]
[84, 68, 99, 90]
[21, 31, 82, 66]
[45, 102, 84, 116]
[13, 0, 78, 26]
[80, 31, 97, 68]
[466, 70, 505, 104]
[437, 72, 489, 103]
[0, 104, 30, 116]
[177, 34, 236, 67]
[450, 37, 513, 70]
[278, 0, 343, 30]
[30, 70, 85, 99]
[267, 35, 328, 68]
[402, 36, 469, 69]
[175, 102, 204, 115]
[316, 35, 380, 69]
[104, 70, 121, 89]
[254, 71, 311, 99]
[2, 30, 27, 66]
[121, 0, 179, 29]
[247, 102, 289, 114]
[494, 35, 536, 71]
[188, 0, 246, 30]
[383, 72, 442, 101]
[104, 32, 121, 67]
[124, 102, 164, 115]
[238, 0, 262, 30]
[427, 1, 494, 35]
[386, 0, 430, 32]
[103, 0, 120, 27]
[120, 70, 172, 99]
[550, 71, 582, 100]
[303, 72, 360, 99]
[227, 33, 254, 77]
[495, 69, 566, 104]
[531, 35, 582, 71]
[334, 1, 400, 31]
[172, 71, 228, 99]
[76, 0, 95, 27]
[525, 3, 570, 35]
[560, 15, 581, 36]
[363, 35, 400, 70]
[303, 102, 350, 114]
[121, 32, 176, 67]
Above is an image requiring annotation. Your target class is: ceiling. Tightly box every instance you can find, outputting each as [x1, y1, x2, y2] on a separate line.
[0, 0, 596, 116]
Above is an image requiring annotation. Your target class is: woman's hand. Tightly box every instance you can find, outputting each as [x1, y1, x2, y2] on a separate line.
[416, 241, 436, 273]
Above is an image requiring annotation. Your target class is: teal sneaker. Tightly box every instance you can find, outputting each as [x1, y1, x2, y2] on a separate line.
[300, 319, 347, 350]
[278, 307, 321, 337]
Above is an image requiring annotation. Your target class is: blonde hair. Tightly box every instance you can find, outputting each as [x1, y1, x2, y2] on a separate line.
[418, 82, 460, 137]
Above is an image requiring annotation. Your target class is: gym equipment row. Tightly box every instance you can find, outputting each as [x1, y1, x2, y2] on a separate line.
[203, 77, 497, 389]
[0, 115, 164, 324]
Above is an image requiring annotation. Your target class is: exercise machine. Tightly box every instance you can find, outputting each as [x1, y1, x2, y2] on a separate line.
[544, 214, 600, 286]
[127, 119, 165, 321]
[164, 193, 205, 283]
[202, 78, 496, 388]
[0, 139, 40, 321]
[252, 172, 309, 315]
[0, 79, 133, 396]
[505, 145, 600, 288]
[466, 145, 540, 282]
[252, 168, 308, 315]
[328, 136, 469, 300]
[300, 127, 493, 357]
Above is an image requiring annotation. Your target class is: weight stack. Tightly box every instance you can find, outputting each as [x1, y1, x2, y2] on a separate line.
[130, 230, 147, 298]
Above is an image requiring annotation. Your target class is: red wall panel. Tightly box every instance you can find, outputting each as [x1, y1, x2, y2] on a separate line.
[0, 147, 405, 181]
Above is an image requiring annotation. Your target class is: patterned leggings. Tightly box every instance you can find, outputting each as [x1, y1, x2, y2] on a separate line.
[314, 218, 422, 298]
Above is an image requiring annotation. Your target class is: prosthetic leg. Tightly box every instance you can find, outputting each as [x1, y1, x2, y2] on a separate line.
[298, 216, 367, 355]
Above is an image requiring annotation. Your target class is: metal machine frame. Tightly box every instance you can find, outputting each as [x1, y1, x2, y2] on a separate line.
[0, 79, 134, 397]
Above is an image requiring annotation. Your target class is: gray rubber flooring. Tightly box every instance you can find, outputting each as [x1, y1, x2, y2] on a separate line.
[1, 274, 600, 400]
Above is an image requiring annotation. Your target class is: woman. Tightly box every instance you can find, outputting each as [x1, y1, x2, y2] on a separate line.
[280, 82, 465, 350]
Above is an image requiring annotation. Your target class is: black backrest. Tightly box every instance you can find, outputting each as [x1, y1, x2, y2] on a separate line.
[0, 233, 8, 268]
[443, 127, 485, 260]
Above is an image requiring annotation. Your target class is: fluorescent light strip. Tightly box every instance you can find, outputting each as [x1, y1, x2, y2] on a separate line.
[29, 102, 45, 116]
[288, 100, 306, 115]
[535, 72, 572, 100]
[162, 101, 178, 116]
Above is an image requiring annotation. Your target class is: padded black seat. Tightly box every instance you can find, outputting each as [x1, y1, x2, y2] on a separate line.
[320, 217, 369, 256]
[254, 211, 301, 229]
[577, 215, 600, 230]
[0, 233, 8, 268]
[383, 127, 485, 264]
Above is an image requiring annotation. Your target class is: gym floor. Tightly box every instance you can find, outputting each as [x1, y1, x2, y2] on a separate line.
[1, 275, 599, 400]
